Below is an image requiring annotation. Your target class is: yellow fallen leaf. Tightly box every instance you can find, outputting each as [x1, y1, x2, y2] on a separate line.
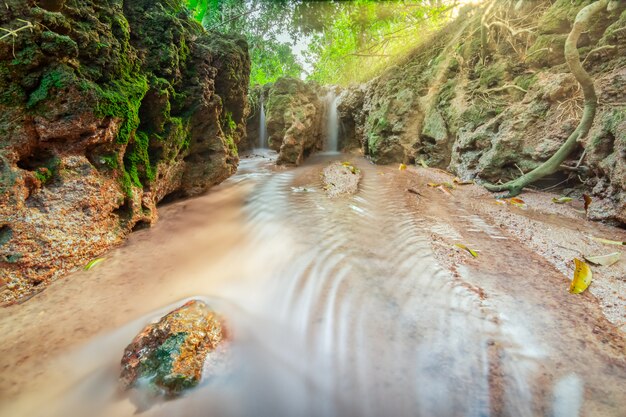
[84, 258, 105, 271]
[507, 197, 526, 208]
[591, 237, 625, 246]
[454, 243, 478, 258]
[584, 252, 621, 267]
[453, 177, 475, 185]
[419, 159, 428, 168]
[399, 163, 407, 171]
[427, 182, 454, 190]
[569, 258, 592, 294]
[342, 161, 352, 166]
[552, 196, 572, 204]
[583, 194, 592, 214]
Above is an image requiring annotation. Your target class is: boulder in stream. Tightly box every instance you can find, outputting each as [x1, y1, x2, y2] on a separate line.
[120, 300, 229, 396]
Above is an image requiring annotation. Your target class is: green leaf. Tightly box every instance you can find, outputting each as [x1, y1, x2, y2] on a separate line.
[84, 258, 105, 271]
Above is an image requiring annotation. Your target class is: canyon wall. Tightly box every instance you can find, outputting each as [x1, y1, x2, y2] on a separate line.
[338, 0, 626, 225]
[0, 0, 250, 303]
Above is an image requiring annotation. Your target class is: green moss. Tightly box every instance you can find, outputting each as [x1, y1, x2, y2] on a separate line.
[10, 45, 43, 69]
[40, 31, 79, 57]
[168, 117, 191, 158]
[478, 62, 506, 89]
[27, 66, 76, 108]
[124, 130, 155, 188]
[101, 154, 119, 169]
[93, 74, 149, 145]
[437, 79, 457, 105]
[32, 156, 61, 184]
[514, 74, 538, 91]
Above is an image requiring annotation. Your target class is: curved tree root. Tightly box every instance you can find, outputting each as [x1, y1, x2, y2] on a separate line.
[483, 0, 609, 197]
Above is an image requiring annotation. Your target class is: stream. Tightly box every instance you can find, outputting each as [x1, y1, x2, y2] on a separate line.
[0, 151, 624, 417]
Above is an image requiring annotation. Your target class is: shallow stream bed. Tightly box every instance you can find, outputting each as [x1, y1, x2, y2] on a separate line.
[0, 151, 624, 417]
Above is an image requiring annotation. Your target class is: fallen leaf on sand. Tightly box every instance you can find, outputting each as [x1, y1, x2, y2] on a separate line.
[84, 258, 105, 271]
[584, 252, 621, 267]
[453, 178, 474, 185]
[454, 243, 478, 258]
[552, 196, 572, 204]
[569, 258, 592, 294]
[427, 182, 454, 190]
[399, 163, 407, 171]
[407, 188, 422, 196]
[591, 237, 625, 246]
[507, 197, 527, 208]
[583, 194, 592, 214]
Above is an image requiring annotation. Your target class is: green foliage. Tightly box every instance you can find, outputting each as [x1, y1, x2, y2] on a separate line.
[184, 0, 303, 85]
[303, 1, 453, 85]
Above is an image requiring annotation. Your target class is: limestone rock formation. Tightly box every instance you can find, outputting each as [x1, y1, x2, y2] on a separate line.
[337, 0, 626, 225]
[265, 77, 324, 165]
[120, 299, 229, 396]
[0, 0, 250, 303]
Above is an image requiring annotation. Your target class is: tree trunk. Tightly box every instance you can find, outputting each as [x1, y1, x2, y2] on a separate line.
[484, 0, 609, 197]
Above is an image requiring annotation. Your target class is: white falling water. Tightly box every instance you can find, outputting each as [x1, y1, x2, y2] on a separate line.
[325, 92, 340, 152]
[259, 101, 268, 149]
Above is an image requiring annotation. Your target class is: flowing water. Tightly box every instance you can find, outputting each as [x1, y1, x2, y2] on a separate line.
[259, 102, 268, 149]
[325, 92, 340, 152]
[0, 151, 624, 417]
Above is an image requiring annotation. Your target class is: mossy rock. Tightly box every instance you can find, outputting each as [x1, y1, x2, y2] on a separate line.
[526, 34, 568, 68]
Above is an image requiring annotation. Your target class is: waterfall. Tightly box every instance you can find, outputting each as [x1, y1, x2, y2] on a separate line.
[259, 101, 268, 149]
[325, 92, 340, 152]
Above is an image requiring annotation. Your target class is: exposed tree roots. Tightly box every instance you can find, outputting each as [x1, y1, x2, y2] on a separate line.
[483, 0, 609, 197]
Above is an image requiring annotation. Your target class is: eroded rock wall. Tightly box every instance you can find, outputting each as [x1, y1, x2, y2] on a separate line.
[265, 77, 323, 165]
[339, 0, 626, 224]
[0, 0, 250, 302]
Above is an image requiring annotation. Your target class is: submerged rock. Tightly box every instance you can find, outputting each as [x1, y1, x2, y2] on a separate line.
[120, 300, 229, 396]
[322, 162, 362, 198]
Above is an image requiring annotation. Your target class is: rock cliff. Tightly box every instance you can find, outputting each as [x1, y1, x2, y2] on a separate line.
[258, 77, 324, 165]
[0, 0, 250, 303]
[338, 0, 626, 225]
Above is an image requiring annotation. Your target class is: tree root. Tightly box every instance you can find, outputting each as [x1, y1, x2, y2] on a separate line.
[483, 0, 610, 197]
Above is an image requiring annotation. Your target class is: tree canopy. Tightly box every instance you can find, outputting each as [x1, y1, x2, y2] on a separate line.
[184, 0, 461, 86]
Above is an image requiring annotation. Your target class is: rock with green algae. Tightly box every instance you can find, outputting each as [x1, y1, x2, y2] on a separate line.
[0, 0, 250, 304]
[120, 300, 229, 396]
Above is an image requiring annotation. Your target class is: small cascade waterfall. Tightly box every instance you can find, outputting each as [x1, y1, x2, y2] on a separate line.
[259, 101, 268, 149]
[325, 92, 340, 152]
